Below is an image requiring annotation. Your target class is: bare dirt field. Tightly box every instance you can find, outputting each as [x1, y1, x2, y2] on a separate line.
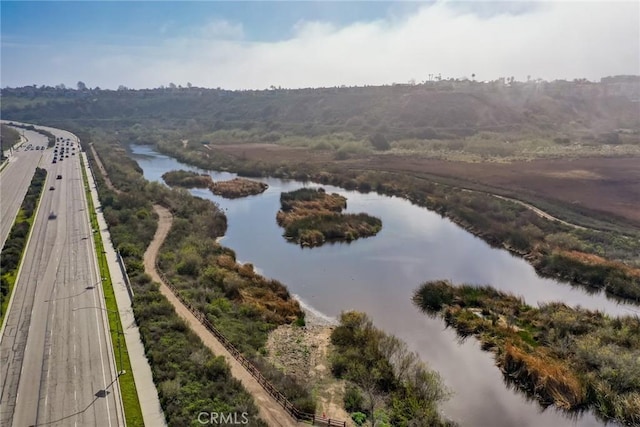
[215, 143, 335, 163]
[361, 155, 640, 227]
[213, 143, 640, 227]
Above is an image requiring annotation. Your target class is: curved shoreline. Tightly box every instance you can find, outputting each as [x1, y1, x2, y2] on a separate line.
[143, 204, 298, 427]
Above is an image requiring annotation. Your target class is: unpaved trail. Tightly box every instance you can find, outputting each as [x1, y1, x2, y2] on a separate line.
[144, 204, 298, 427]
[89, 144, 120, 194]
[458, 187, 587, 230]
[492, 194, 587, 230]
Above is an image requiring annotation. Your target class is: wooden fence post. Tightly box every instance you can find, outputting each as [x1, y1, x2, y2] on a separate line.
[155, 262, 348, 426]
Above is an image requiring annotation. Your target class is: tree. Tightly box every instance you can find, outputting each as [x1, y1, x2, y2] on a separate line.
[168, 82, 177, 89]
[117, 85, 128, 91]
[77, 81, 87, 91]
[352, 362, 387, 422]
[369, 133, 390, 151]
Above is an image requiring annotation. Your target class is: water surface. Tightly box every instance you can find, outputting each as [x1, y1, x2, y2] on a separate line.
[131, 144, 631, 427]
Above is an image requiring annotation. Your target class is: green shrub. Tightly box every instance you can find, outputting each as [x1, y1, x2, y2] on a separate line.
[344, 384, 364, 412]
[413, 281, 455, 312]
[351, 412, 367, 425]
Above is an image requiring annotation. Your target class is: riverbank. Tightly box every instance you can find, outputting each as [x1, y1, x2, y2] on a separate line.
[154, 141, 640, 304]
[265, 311, 351, 423]
[413, 280, 640, 426]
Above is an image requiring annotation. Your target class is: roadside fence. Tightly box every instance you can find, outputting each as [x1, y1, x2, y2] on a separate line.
[155, 261, 347, 427]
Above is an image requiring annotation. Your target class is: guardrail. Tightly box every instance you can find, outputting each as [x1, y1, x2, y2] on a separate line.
[155, 261, 347, 427]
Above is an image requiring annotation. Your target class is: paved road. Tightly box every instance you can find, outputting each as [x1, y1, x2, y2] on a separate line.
[82, 153, 167, 426]
[0, 131, 125, 426]
[0, 129, 48, 249]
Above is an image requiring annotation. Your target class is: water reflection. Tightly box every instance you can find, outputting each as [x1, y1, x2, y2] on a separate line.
[130, 144, 622, 426]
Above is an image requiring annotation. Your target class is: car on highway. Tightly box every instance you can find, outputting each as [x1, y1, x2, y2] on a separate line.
[49, 186, 55, 191]
[56, 174, 62, 179]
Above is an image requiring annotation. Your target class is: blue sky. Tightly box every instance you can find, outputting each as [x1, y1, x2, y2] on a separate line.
[2, 2, 411, 44]
[1, 1, 639, 89]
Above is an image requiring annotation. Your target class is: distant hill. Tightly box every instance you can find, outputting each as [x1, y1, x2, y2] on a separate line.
[2, 79, 638, 141]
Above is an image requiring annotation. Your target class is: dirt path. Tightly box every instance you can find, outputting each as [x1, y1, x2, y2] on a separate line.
[89, 144, 120, 194]
[492, 194, 587, 230]
[144, 205, 298, 427]
[457, 188, 587, 230]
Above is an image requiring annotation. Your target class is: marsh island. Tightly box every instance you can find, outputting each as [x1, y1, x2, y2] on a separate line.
[276, 188, 382, 247]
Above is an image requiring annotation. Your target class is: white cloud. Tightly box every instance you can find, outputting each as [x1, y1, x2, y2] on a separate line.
[197, 19, 244, 40]
[3, 2, 639, 89]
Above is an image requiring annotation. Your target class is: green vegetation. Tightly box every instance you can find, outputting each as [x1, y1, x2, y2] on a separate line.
[6, 83, 636, 424]
[82, 132, 313, 420]
[134, 279, 265, 427]
[414, 280, 640, 425]
[2, 83, 638, 303]
[0, 167, 46, 324]
[155, 195, 314, 412]
[2, 80, 639, 161]
[330, 311, 454, 427]
[162, 170, 210, 188]
[79, 156, 144, 427]
[277, 188, 382, 247]
[144, 139, 640, 302]
[83, 138, 268, 426]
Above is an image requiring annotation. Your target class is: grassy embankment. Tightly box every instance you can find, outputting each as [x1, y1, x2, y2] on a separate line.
[79, 156, 144, 427]
[414, 280, 640, 425]
[6, 122, 56, 147]
[162, 169, 268, 198]
[85, 139, 267, 426]
[330, 311, 454, 427]
[84, 133, 307, 421]
[277, 188, 382, 247]
[155, 194, 315, 412]
[0, 124, 21, 164]
[0, 168, 46, 324]
[156, 141, 640, 304]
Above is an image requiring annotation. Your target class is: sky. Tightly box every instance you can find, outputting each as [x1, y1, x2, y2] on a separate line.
[1, 1, 639, 90]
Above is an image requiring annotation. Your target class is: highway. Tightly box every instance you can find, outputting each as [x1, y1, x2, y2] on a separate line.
[0, 128, 125, 426]
[0, 128, 48, 249]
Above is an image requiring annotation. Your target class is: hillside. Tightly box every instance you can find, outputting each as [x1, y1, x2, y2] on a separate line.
[2, 79, 639, 141]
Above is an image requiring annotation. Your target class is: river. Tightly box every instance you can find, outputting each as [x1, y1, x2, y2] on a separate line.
[130, 144, 633, 427]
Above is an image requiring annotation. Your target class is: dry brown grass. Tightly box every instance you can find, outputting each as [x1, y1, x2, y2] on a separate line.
[239, 288, 300, 323]
[561, 250, 640, 278]
[501, 343, 586, 409]
[277, 193, 347, 228]
[210, 177, 268, 198]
